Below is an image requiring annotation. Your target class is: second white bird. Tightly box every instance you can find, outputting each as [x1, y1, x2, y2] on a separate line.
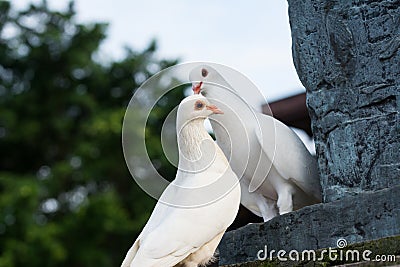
[190, 64, 322, 222]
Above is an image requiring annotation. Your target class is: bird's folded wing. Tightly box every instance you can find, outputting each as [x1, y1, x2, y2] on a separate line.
[121, 190, 177, 267]
[121, 235, 141, 267]
[123, 179, 227, 266]
[132, 236, 196, 266]
[131, 213, 222, 266]
[121, 214, 198, 266]
[253, 113, 321, 200]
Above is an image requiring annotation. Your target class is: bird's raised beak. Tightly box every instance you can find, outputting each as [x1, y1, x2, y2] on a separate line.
[206, 104, 223, 114]
[192, 82, 202, 94]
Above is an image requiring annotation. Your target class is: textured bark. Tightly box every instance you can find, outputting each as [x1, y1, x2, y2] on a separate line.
[219, 186, 400, 266]
[288, 0, 400, 202]
[217, 1, 400, 265]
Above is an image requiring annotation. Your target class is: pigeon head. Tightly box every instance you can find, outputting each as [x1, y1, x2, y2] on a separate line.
[177, 95, 223, 131]
[189, 65, 225, 95]
[178, 95, 223, 125]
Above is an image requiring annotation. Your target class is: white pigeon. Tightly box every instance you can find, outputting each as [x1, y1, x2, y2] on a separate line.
[189, 65, 322, 222]
[121, 94, 241, 267]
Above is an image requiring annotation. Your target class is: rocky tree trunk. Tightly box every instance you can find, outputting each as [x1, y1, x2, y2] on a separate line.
[288, 0, 400, 202]
[217, 3, 400, 265]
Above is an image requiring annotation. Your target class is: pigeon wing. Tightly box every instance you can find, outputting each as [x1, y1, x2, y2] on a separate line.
[120, 183, 183, 267]
[122, 174, 230, 267]
[128, 207, 224, 267]
[252, 113, 322, 201]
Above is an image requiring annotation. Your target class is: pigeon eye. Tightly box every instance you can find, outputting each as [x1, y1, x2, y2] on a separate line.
[201, 68, 208, 77]
[194, 101, 204, 110]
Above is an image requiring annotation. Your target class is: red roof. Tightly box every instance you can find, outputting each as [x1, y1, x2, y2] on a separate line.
[262, 92, 312, 136]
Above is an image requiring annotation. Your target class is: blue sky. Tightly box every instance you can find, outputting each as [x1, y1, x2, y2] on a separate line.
[13, 0, 304, 102]
[12, 0, 315, 152]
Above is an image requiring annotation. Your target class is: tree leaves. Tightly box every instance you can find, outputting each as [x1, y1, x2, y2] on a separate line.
[0, 1, 183, 266]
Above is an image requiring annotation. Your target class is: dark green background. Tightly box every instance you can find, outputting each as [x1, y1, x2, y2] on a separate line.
[0, 1, 185, 266]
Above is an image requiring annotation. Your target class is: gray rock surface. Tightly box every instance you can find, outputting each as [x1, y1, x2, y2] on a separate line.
[217, 1, 400, 265]
[218, 186, 400, 266]
[288, 0, 400, 202]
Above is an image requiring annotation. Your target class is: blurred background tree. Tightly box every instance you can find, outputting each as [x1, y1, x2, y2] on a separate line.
[0, 1, 184, 266]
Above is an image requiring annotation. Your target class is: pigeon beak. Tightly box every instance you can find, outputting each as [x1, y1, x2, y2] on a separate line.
[192, 82, 203, 94]
[206, 104, 223, 114]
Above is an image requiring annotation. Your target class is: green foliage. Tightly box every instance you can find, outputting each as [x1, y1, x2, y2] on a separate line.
[0, 1, 184, 266]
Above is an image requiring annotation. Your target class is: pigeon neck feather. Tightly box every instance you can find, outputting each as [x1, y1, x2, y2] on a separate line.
[177, 118, 212, 163]
[203, 86, 256, 156]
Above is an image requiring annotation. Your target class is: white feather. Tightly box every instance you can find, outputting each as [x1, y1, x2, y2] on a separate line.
[121, 94, 241, 267]
[189, 65, 321, 222]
